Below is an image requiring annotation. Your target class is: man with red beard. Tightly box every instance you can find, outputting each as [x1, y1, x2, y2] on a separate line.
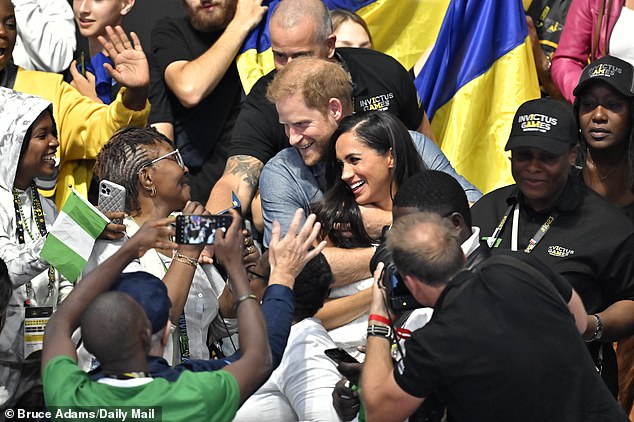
[149, 0, 266, 202]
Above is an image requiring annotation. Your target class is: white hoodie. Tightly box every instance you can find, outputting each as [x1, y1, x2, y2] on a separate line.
[0, 87, 70, 407]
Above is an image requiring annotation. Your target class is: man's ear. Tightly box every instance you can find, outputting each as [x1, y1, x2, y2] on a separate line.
[328, 98, 344, 121]
[403, 274, 420, 297]
[325, 34, 336, 59]
[448, 212, 465, 233]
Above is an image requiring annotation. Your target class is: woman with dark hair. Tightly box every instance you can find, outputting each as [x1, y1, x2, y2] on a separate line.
[312, 111, 425, 356]
[83, 127, 235, 366]
[574, 55, 634, 416]
[316, 111, 425, 246]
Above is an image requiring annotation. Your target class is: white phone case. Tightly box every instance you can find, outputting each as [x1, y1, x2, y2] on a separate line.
[98, 180, 126, 223]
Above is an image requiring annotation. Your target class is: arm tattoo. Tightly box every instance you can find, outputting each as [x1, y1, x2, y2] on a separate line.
[227, 155, 264, 188]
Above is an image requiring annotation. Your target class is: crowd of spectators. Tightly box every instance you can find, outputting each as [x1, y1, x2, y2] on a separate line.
[0, 0, 633, 420]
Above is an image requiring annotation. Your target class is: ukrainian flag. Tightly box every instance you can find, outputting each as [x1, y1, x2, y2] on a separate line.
[416, 0, 540, 193]
[237, 0, 540, 193]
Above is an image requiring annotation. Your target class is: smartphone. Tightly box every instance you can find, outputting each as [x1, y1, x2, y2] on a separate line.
[98, 180, 126, 224]
[325, 347, 359, 365]
[175, 214, 232, 245]
[384, 262, 422, 311]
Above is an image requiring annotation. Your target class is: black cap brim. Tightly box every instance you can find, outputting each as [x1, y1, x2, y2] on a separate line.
[573, 78, 634, 98]
[505, 136, 573, 154]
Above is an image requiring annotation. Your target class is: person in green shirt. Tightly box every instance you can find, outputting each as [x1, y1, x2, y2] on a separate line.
[41, 209, 325, 421]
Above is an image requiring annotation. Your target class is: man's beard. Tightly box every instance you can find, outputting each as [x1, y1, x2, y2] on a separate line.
[184, 0, 236, 32]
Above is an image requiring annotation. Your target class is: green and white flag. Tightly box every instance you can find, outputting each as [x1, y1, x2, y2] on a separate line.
[41, 189, 108, 282]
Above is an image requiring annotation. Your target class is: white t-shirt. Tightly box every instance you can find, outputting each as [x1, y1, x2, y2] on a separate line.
[610, 6, 634, 68]
[234, 317, 342, 422]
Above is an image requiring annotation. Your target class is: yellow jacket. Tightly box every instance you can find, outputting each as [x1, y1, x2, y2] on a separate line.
[13, 68, 150, 208]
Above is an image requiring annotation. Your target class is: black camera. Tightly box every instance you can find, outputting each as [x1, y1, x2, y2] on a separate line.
[383, 261, 422, 311]
[371, 225, 422, 312]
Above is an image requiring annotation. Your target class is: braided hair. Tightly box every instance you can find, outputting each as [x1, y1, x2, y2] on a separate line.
[94, 127, 174, 214]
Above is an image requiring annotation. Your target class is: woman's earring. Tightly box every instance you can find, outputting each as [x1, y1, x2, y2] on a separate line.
[149, 185, 156, 197]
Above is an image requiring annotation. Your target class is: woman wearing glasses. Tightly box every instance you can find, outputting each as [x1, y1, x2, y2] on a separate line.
[82, 127, 234, 366]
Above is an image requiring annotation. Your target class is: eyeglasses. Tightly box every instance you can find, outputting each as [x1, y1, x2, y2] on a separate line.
[140, 149, 185, 172]
[246, 269, 269, 283]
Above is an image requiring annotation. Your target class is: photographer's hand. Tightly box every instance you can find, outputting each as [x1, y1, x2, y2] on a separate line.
[370, 262, 389, 318]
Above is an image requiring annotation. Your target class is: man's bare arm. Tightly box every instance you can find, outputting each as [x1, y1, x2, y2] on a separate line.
[316, 288, 372, 330]
[362, 263, 424, 422]
[206, 155, 264, 214]
[164, 0, 267, 108]
[323, 246, 374, 288]
[584, 300, 634, 343]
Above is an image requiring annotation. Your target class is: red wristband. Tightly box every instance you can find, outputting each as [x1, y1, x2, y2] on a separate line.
[369, 314, 391, 325]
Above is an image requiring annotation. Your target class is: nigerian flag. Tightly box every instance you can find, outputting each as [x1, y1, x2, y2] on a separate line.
[41, 189, 109, 282]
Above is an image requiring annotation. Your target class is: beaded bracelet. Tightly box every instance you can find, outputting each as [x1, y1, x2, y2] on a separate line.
[234, 293, 257, 311]
[172, 252, 198, 268]
[585, 314, 604, 343]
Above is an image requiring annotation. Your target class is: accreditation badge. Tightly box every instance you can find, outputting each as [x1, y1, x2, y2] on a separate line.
[24, 306, 53, 358]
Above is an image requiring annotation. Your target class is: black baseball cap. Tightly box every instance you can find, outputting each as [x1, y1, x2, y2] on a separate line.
[573, 55, 634, 98]
[112, 271, 172, 334]
[505, 98, 578, 154]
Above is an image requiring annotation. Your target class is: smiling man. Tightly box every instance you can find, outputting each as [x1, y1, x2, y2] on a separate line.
[260, 56, 479, 287]
[148, 0, 267, 203]
[471, 97, 634, 397]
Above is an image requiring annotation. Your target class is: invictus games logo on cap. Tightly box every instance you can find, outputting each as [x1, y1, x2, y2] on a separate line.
[589, 63, 622, 79]
[517, 113, 558, 133]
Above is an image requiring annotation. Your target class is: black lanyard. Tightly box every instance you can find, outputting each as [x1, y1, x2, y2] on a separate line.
[487, 202, 558, 253]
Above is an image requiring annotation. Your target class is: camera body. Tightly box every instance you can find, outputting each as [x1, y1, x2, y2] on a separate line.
[383, 261, 422, 311]
[372, 225, 422, 312]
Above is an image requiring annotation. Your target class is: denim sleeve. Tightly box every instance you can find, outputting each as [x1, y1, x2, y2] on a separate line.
[410, 131, 482, 202]
[260, 284, 295, 369]
[260, 156, 312, 247]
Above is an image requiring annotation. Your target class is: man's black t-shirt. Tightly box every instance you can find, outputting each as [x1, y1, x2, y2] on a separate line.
[150, 16, 241, 168]
[228, 47, 424, 164]
[395, 254, 628, 422]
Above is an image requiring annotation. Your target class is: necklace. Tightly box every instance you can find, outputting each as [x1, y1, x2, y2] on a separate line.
[12, 183, 56, 305]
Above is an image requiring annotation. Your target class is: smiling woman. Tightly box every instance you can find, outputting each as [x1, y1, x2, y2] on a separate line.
[315, 111, 425, 247]
[84, 127, 235, 366]
[0, 88, 72, 409]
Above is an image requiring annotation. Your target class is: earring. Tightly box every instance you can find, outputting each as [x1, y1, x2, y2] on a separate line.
[148, 185, 156, 197]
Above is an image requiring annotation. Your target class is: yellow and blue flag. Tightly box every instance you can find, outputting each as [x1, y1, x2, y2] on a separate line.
[416, 0, 540, 193]
[237, 0, 540, 193]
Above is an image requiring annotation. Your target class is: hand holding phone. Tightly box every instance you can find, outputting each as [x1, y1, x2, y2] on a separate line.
[325, 348, 360, 365]
[98, 180, 126, 224]
[175, 214, 233, 245]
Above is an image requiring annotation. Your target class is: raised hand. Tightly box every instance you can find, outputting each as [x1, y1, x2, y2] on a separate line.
[176, 201, 209, 261]
[69, 60, 101, 103]
[231, 0, 268, 33]
[213, 209, 245, 271]
[128, 217, 177, 258]
[268, 209, 327, 288]
[98, 26, 149, 91]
